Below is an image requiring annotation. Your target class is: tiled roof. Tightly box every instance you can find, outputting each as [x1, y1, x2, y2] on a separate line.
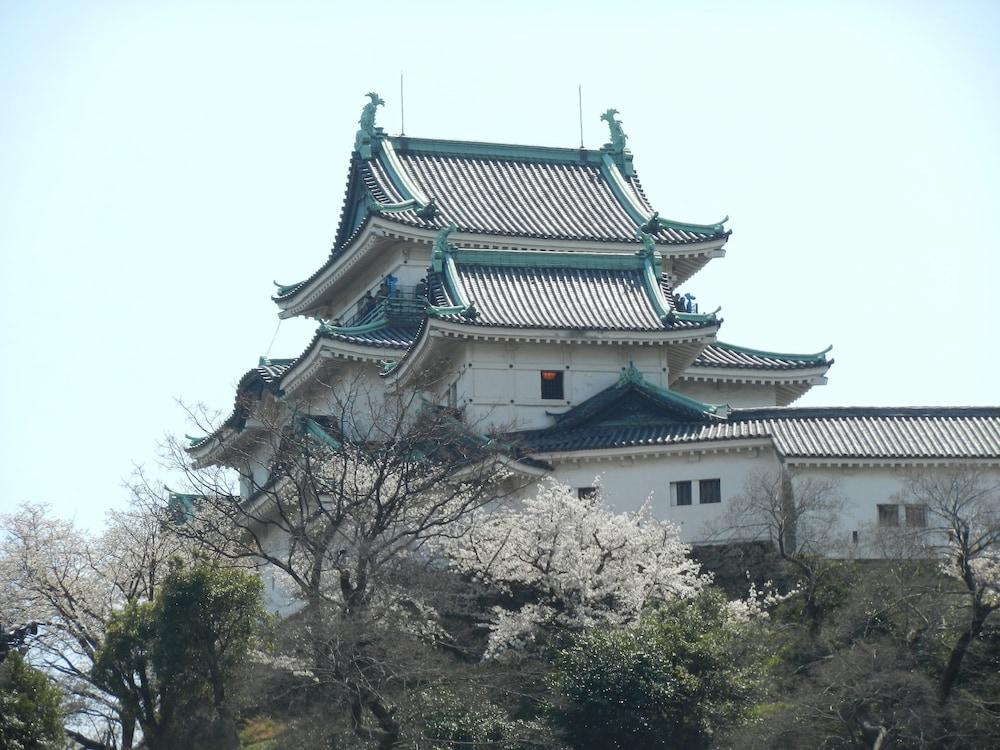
[275, 136, 729, 307]
[429, 261, 714, 332]
[519, 405, 1000, 460]
[365, 141, 717, 245]
[320, 325, 419, 349]
[519, 422, 768, 453]
[691, 343, 831, 371]
[735, 407, 1000, 460]
[255, 361, 294, 383]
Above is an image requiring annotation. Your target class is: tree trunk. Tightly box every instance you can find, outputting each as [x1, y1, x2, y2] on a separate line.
[939, 605, 989, 703]
[780, 468, 797, 555]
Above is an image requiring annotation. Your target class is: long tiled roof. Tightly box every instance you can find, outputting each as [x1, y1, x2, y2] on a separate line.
[428, 260, 714, 332]
[691, 343, 831, 371]
[735, 407, 1000, 459]
[362, 140, 718, 245]
[519, 403, 1000, 460]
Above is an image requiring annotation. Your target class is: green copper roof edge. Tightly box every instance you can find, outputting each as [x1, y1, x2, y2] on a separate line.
[714, 341, 833, 362]
[258, 356, 296, 366]
[674, 310, 719, 324]
[600, 153, 651, 226]
[622, 367, 720, 416]
[426, 303, 469, 317]
[367, 195, 420, 213]
[656, 215, 729, 234]
[388, 135, 607, 165]
[449, 247, 647, 270]
[319, 314, 390, 336]
[380, 139, 431, 206]
[640, 254, 672, 321]
[303, 417, 341, 450]
[444, 253, 473, 310]
[273, 279, 304, 297]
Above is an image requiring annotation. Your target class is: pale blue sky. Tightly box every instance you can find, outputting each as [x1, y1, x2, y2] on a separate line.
[2, 0, 998, 526]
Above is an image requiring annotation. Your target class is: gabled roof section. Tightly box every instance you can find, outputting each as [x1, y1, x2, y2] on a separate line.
[550, 364, 722, 429]
[355, 136, 727, 246]
[273, 98, 731, 309]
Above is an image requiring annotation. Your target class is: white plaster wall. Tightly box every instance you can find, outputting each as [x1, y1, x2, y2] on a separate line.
[452, 340, 675, 432]
[674, 379, 779, 408]
[786, 463, 1000, 557]
[548, 447, 781, 544]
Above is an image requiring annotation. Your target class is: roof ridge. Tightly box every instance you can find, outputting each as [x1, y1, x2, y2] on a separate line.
[732, 406, 1000, 420]
[389, 135, 606, 163]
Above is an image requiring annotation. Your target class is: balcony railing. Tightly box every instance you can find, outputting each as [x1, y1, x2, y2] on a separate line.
[342, 285, 427, 328]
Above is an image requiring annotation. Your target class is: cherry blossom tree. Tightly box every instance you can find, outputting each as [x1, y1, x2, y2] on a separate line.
[0, 496, 192, 749]
[164, 380, 522, 750]
[437, 478, 709, 659]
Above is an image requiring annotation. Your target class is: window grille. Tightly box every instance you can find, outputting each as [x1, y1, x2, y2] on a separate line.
[671, 480, 692, 506]
[699, 479, 721, 504]
[877, 504, 899, 527]
[540, 370, 564, 400]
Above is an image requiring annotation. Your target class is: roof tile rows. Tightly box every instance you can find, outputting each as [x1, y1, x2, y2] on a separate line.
[429, 263, 712, 331]
[362, 139, 722, 245]
[521, 408, 1000, 460]
[321, 325, 419, 349]
[691, 344, 829, 370]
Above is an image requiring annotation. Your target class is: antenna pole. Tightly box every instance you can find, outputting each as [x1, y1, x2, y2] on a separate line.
[400, 71, 406, 136]
[578, 84, 584, 148]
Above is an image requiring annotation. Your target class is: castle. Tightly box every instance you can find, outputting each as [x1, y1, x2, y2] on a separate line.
[188, 93, 1000, 548]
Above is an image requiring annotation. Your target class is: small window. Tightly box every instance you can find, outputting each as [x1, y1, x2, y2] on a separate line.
[671, 480, 692, 507]
[852, 530, 859, 545]
[447, 381, 458, 409]
[540, 370, 564, 400]
[577, 487, 598, 501]
[905, 504, 928, 528]
[699, 479, 721, 504]
[878, 504, 899, 527]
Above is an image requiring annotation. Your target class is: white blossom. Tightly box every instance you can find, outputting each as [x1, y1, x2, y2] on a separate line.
[437, 478, 709, 658]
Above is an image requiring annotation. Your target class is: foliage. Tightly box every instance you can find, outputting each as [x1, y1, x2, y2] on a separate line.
[549, 590, 764, 750]
[0, 497, 192, 748]
[92, 560, 264, 750]
[399, 687, 543, 750]
[0, 651, 64, 750]
[438, 478, 707, 658]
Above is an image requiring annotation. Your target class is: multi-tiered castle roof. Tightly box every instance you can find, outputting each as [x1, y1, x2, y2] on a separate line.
[189, 95, 1000, 472]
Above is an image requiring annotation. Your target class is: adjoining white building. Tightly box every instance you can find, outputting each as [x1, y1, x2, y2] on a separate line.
[188, 94, 1000, 549]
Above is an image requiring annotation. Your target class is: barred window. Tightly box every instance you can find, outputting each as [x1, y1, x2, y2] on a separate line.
[540, 370, 564, 400]
[699, 479, 722, 504]
[577, 487, 598, 500]
[671, 480, 692, 507]
[905, 504, 928, 528]
[878, 504, 899, 527]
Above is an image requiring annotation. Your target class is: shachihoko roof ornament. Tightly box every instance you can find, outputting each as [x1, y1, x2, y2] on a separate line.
[355, 92, 384, 160]
[601, 108, 634, 177]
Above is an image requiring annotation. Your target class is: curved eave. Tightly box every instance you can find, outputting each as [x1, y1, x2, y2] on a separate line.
[275, 216, 730, 320]
[384, 316, 721, 389]
[276, 330, 412, 397]
[679, 360, 833, 406]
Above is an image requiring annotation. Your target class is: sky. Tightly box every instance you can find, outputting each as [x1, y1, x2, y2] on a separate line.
[2, 0, 999, 528]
